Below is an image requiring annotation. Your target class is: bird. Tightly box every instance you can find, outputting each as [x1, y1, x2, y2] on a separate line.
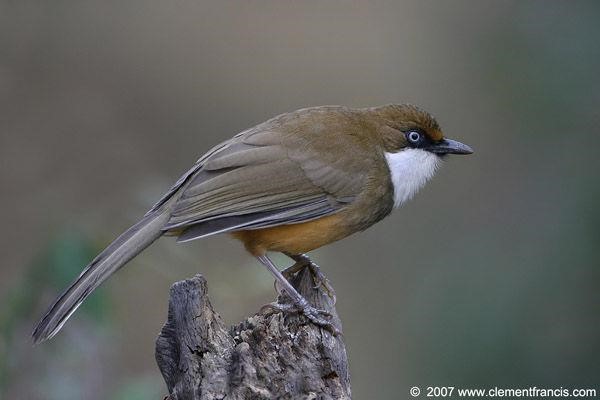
[32, 104, 473, 343]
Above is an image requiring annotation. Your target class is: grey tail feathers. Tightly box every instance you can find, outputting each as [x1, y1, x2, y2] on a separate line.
[32, 209, 171, 344]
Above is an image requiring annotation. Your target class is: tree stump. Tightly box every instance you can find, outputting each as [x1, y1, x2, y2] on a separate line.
[155, 266, 351, 400]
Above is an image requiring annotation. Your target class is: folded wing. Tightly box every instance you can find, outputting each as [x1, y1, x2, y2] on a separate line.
[161, 128, 366, 242]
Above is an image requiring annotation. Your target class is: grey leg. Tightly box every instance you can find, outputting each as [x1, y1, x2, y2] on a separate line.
[257, 254, 339, 335]
[284, 253, 337, 303]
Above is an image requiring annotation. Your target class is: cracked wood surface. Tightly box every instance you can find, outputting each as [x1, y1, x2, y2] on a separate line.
[155, 267, 350, 400]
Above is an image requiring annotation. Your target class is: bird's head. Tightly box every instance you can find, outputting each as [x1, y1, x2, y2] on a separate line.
[374, 103, 473, 156]
[372, 104, 473, 207]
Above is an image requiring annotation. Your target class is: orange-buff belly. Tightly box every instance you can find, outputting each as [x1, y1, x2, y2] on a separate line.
[231, 213, 347, 256]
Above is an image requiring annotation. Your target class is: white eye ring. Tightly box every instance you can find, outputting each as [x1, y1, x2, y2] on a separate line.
[408, 131, 421, 143]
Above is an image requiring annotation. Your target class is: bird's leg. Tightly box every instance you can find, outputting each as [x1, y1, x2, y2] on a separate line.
[275, 255, 317, 295]
[284, 253, 336, 303]
[280, 257, 308, 280]
[257, 254, 339, 335]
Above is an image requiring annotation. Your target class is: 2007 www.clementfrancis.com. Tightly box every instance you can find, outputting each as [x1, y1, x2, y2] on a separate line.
[409, 386, 597, 398]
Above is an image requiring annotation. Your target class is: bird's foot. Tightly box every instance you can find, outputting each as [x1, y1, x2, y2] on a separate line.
[260, 301, 341, 336]
[283, 254, 337, 303]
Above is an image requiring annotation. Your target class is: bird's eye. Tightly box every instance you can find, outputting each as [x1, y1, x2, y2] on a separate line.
[406, 130, 422, 144]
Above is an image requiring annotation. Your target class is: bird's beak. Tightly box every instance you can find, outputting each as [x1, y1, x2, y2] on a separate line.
[426, 138, 473, 155]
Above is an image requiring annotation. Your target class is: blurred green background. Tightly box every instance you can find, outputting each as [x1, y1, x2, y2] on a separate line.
[1, 1, 599, 398]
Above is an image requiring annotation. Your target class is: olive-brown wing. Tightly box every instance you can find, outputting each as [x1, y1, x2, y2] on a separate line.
[161, 129, 368, 241]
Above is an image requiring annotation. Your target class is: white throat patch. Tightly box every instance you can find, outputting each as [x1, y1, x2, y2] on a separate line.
[385, 149, 441, 208]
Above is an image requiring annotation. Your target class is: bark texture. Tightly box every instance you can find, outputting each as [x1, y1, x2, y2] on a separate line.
[155, 267, 350, 400]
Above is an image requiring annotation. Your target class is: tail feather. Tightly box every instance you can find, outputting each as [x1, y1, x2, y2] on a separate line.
[32, 210, 171, 343]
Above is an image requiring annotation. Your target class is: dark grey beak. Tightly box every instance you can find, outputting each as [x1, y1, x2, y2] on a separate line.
[426, 138, 473, 155]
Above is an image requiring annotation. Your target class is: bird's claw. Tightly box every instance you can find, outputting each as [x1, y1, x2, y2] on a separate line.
[260, 301, 340, 336]
[307, 263, 337, 302]
[282, 256, 337, 303]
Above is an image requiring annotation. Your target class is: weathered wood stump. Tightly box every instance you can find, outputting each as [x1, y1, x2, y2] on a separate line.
[155, 266, 350, 400]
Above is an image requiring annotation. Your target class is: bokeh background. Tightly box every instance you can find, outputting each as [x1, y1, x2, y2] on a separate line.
[1, 1, 599, 398]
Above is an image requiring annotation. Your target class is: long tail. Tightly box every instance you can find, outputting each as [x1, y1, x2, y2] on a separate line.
[32, 209, 171, 343]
